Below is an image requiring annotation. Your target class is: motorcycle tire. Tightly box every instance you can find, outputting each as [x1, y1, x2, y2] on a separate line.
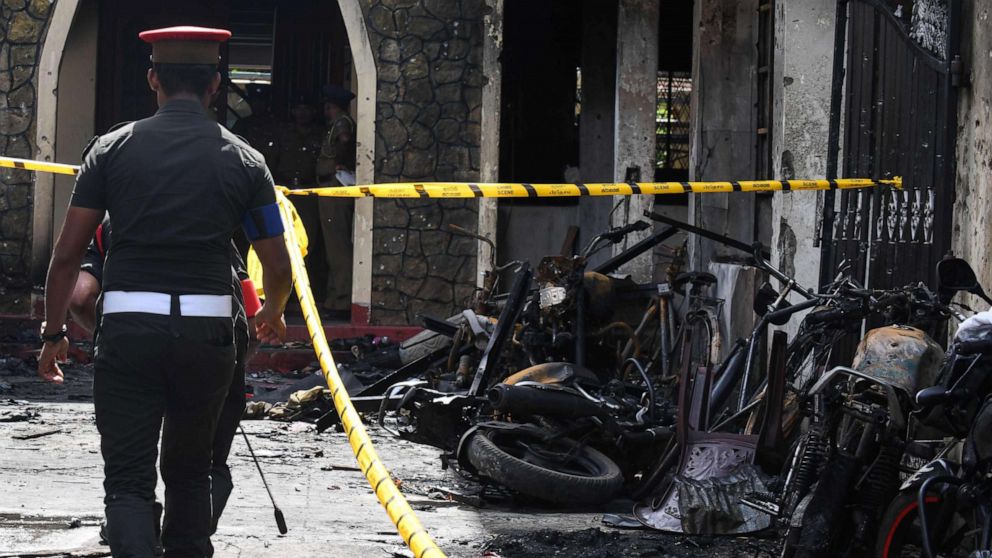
[465, 427, 623, 505]
[398, 314, 465, 364]
[875, 490, 975, 558]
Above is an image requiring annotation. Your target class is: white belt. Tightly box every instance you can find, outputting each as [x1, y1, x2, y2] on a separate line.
[102, 291, 233, 318]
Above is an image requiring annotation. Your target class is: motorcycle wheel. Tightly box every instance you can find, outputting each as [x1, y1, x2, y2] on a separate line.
[465, 427, 623, 505]
[875, 490, 973, 558]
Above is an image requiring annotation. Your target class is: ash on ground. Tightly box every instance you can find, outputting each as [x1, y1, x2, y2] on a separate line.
[482, 527, 777, 558]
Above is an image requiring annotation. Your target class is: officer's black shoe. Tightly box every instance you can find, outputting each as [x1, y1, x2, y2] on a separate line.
[99, 501, 164, 556]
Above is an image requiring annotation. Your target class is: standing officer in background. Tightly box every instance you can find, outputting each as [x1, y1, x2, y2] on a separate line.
[314, 85, 357, 317]
[36, 26, 292, 557]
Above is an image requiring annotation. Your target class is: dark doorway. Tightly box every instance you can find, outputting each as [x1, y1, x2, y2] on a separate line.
[93, 0, 355, 317]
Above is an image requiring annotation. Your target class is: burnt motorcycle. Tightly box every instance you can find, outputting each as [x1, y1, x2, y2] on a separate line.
[873, 257, 992, 558]
[779, 275, 965, 557]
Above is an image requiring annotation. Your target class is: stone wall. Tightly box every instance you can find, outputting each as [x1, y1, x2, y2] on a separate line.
[0, 0, 51, 309]
[360, 0, 484, 324]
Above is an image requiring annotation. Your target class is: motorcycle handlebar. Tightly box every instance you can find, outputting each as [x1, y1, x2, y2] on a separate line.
[955, 338, 992, 355]
[600, 220, 651, 243]
[804, 307, 850, 325]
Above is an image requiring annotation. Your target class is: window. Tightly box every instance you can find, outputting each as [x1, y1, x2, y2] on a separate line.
[656, 71, 692, 173]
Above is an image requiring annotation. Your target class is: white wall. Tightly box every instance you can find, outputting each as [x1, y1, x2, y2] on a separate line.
[770, 0, 837, 332]
[951, 0, 992, 301]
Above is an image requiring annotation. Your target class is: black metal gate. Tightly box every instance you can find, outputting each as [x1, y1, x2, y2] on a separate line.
[820, 0, 962, 290]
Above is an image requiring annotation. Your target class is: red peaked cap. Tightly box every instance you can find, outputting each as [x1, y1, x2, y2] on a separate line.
[139, 26, 231, 65]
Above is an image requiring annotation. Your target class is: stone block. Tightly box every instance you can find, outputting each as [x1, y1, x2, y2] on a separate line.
[379, 39, 401, 63]
[369, 4, 397, 36]
[434, 83, 461, 105]
[8, 82, 31, 108]
[432, 60, 464, 84]
[380, 116, 409, 150]
[6, 184, 29, 208]
[439, 145, 470, 168]
[405, 76, 433, 103]
[7, 12, 42, 43]
[420, 230, 449, 256]
[427, 253, 464, 275]
[401, 256, 427, 279]
[376, 229, 408, 255]
[6, 133, 31, 157]
[440, 101, 467, 119]
[0, 239, 22, 255]
[424, 0, 460, 19]
[380, 154, 403, 175]
[0, 108, 30, 134]
[409, 204, 443, 229]
[448, 234, 476, 256]
[399, 35, 423, 60]
[415, 102, 441, 126]
[10, 45, 35, 67]
[408, 122, 434, 149]
[424, 41, 442, 61]
[396, 275, 423, 296]
[418, 276, 454, 303]
[378, 61, 400, 83]
[27, 0, 49, 19]
[459, 122, 481, 145]
[394, 102, 418, 124]
[403, 228, 423, 256]
[409, 16, 445, 37]
[435, 118, 459, 142]
[0, 207, 28, 239]
[402, 149, 435, 178]
[393, 8, 411, 34]
[401, 55, 429, 80]
[375, 253, 403, 276]
[11, 65, 32, 89]
[447, 38, 471, 61]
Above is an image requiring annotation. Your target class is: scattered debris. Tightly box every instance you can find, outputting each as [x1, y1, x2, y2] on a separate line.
[12, 429, 62, 440]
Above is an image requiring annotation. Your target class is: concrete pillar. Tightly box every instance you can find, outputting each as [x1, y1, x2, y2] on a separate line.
[771, 0, 835, 332]
[611, 0, 659, 282]
[478, 0, 502, 287]
[688, 0, 758, 266]
[952, 0, 992, 298]
[578, 0, 618, 264]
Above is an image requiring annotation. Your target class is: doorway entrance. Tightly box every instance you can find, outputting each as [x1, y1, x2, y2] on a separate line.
[46, 0, 361, 319]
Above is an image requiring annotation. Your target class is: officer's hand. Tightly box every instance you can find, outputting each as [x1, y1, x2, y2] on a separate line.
[37, 338, 69, 384]
[254, 303, 286, 345]
[246, 316, 261, 360]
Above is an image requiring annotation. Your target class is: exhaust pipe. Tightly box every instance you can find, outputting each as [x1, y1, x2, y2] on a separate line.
[487, 384, 606, 418]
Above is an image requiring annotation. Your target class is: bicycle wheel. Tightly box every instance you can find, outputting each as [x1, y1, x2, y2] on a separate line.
[683, 310, 714, 372]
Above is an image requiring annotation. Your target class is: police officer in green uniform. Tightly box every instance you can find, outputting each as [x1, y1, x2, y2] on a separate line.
[36, 26, 292, 557]
[315, 84, 356, 316]
[274, 96, 327, 297]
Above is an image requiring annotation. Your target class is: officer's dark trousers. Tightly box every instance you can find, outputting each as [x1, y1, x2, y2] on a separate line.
[206, 326, 247, 556]
[94, 313, 235, 558]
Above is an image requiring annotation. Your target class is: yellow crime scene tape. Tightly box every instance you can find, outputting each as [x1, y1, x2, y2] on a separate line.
[0, 155, 901, 197]
[274, 190, 446, 558]
[6, 151, 903, 557]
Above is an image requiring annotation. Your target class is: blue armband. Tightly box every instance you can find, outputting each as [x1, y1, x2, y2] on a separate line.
[242, 203, 285, 240]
